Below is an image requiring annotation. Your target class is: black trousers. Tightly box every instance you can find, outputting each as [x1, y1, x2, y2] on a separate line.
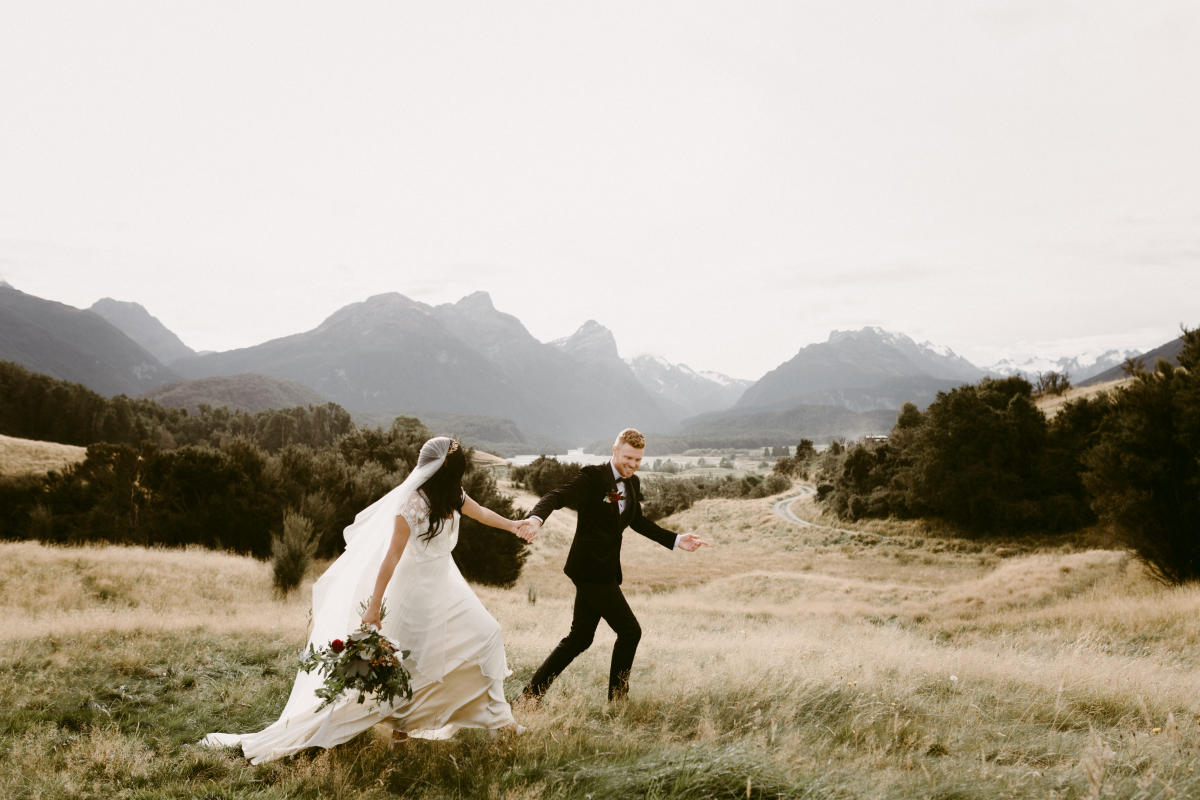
[523, 582, 642, 701]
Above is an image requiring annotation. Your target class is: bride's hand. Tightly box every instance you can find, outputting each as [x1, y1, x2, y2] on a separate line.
[514, 518, 539, 542]
[361, 609, 382, 630]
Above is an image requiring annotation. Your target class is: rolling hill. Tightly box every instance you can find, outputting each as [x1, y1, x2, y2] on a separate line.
[140, 373, 328, 414]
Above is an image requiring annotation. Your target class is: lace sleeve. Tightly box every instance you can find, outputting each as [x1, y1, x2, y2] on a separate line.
[397, 493, 429, 534]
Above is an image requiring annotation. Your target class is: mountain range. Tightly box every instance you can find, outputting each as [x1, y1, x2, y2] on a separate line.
[987, 349, 1141, 384]
[737, 327, 987, 412]
[167, 292, 679, 445]
[0, 285, 178, 395]
[1, 282, 1186, 449]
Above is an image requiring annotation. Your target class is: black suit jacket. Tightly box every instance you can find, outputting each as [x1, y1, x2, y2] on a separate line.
[529, 463, 676, 585]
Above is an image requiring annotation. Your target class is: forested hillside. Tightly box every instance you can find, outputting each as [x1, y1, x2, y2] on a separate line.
[809, 328, 1200, 583]
[0, 361, 526, 586]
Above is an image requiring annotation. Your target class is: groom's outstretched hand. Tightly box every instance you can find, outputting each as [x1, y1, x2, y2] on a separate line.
[677, 533, 708, 552]
[516, 518, 541, 542]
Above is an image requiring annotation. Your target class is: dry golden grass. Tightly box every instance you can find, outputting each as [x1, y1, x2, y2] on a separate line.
[1035, 377, 1130, 419]
[0, 541, 311, 642]
[4, 483, 1200, 798]
[0, 433, 87, 476]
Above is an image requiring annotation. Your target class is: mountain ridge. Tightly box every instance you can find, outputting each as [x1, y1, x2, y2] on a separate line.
[627, 354, 750, 419]
[737, 327, 988, 412]
[10, 283, 1182, 446]
[89, 298, 195, 365]
[1082, 334, 1186, 386]
[0, 285, 178, 396]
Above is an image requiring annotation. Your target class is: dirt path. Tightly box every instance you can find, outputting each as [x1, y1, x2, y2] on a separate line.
[771, 486, 861, 536]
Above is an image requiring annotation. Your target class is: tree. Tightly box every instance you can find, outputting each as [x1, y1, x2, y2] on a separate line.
[896, 402, 922, 431]
[1120, 356, 1147, 377]
[1035, 371, 1071, 397]
[899, 377, 1050, 531]
[1084, 328, 1200, 583]
[511, 456, 582, 498]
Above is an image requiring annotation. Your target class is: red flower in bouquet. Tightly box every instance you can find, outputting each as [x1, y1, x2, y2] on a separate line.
[298, 608, 413, 711]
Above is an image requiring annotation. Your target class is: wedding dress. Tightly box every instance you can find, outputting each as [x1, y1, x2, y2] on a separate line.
[202, 438, 515, 764]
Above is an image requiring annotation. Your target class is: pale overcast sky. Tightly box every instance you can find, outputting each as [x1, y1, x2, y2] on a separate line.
[2, 1, 1197, 379]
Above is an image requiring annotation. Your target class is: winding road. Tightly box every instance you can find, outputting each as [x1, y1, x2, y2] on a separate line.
[772, 485, 864, 537]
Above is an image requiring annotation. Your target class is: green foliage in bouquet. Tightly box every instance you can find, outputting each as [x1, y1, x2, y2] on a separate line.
[298, 611, 413, 711]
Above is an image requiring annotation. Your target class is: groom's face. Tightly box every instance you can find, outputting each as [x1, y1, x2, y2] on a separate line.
[612, 443, 644, 479]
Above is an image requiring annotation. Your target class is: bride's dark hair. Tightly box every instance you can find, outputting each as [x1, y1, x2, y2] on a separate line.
[418, 442, 467, 541]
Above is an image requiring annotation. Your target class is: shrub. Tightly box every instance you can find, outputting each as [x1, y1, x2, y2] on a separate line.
[28, 503, 54, 541]
[510, 456, 582, 497]
[761, 473, 792, 496]
[848, 495, 867, 520]
[639, 471, 793, 521]
[0, 474, 43, 539]
[454, 452, 527, 587]
[272, 510, 317, 594]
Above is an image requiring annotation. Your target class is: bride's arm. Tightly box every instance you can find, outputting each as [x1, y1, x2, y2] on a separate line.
[362, 514, 411, 628]
[461, 493, 526, 539]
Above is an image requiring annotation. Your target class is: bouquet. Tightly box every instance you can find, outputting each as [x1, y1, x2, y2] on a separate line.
[299, 612, 413, 711]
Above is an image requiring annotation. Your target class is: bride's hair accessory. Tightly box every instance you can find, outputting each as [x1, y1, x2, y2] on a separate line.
[418, 438, 467, 541]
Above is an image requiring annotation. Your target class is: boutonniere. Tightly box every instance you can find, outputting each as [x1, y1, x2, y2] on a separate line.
[604, 490, 622, 504]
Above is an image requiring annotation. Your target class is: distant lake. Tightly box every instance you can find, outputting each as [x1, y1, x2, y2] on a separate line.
[509, 449, 610, 467]
[507, 449, 737, 468]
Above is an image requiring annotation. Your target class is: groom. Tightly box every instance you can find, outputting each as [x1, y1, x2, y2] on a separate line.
[517, 428, 706, 703]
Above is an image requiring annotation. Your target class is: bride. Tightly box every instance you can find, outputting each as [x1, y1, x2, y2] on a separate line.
[203, 436, 530, 763]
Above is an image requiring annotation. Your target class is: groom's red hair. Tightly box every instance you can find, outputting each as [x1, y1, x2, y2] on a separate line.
[614, 428, 645, 449]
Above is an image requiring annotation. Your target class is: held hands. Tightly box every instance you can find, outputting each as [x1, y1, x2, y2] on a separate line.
[677, 533, 708, 552]
[514, 517, 541, 542]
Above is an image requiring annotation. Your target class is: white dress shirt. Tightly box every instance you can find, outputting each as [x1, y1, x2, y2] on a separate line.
[609, 462, 680, 551]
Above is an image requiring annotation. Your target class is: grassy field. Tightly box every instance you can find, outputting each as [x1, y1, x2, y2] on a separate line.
[1033, 377, 1129, 420]
[0, 433, 87, 476]
[3, 483, 1199, 799]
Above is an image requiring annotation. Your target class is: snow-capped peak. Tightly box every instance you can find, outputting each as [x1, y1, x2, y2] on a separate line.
[919, 340, 956, 359]
[986, 348, 1140, 382]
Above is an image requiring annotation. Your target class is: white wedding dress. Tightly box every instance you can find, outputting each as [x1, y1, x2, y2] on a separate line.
[203, 491, 516, 764]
